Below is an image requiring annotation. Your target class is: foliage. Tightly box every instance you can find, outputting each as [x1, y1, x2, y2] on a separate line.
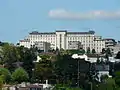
[39, 54, 51, 60]
[101, 48, 106, 54]
[86, 47, 91, 54]
[53, 84, 82, 90]
[115, 71, 120, 87]
[34, 59, 53, 83]
[0, 68, 11, 84]
[100, 74, 108, 83]
[0, 44, 36, 81]
[0, 77, 3, 90]
[96, 58, 101, 64]
[12, 67, 29, 83]
[1, 44, 20, 71]
[106, 48, 112, 57]
[18, 46, 36, 81]
[116, 51, 120, 59]
[1, 42, 120, 90]
[97, 78, 116, 90]
[54, 54, 78, 84]
[54, 54, 90, 87]
[92, 49, 96, 54]
[66, 49, 85, 55]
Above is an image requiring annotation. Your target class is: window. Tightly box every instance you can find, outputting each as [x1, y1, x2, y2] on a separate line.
[37, 88, 41, 90]
[30, 88, 36, 90]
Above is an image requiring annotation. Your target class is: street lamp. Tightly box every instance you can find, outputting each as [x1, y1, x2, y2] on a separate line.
[72, 54, 88, 87]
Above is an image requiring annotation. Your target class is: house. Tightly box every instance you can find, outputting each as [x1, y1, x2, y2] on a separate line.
[95, 64, 112, 82]
[19, 85, 43, 90]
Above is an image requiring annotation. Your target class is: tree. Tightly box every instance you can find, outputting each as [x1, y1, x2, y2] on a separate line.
[86, 47, 91, 54]
[67, 49, 85, 55]
[96, 58, 101, 64]
[79, 49, 85, 55]
[34, 59, 53, 83]
[100, 74, 108, 83]
[106, 48, 112, 57]
[40, 54, 51, 60]
[104, 48, 112, 61]
[92, 49, 96, 54]
[115, 71, 120, 87]
[53, 54, 78, 84]
[21, 47, 37, 81]
[12, 67, 29, 83]
[0, 77, 3, 90]
[102, 48, 106, 54]
[116, 51, 120, 59]
[54, 54, 90, 88]
[1, 44, 20, 72]
[0, 68, 11, 84]
[0, 43, 37, 82]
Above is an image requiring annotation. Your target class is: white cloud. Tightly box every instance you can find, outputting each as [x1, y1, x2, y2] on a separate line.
[49, 9, 120, 20]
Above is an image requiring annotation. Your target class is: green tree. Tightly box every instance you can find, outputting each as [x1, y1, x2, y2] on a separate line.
[115, 71, 120, 87]
[12, 67, 29, 83]
[54, 54, 90, 87]
[34, 59, 53, 83]
[116, 51, 120, 59]
[1, 44, 20, 72]
[102, 48, 106, 54]
[100, 74, 108, 83]
[86, 47, 91, 54]
[0, 44, 37, 82]
[66, 49, 85, 55]
[98, 78, 116, 90]
[79, 49, 85, 55]
[106, 48, 112, 56]
[0, 77, 3, 90]
[92, 49, 96, 54]
[20, 47, 36, 81]
[0, 68, 11, 84]
[40, 54, 51, 60]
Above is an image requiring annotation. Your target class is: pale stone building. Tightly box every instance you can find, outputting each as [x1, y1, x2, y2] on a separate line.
[19, 30, 105, 53]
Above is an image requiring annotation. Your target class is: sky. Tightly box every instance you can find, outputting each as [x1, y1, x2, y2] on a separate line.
[0, 0, 120, 43]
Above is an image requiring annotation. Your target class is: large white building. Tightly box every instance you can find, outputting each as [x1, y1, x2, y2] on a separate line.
[19, 30, 105, 53]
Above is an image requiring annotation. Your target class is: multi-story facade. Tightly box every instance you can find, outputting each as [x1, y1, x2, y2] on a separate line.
[19, 30, 105, 53]
[34, 41, 50, 52]
[19, 39, 31, 48]
[68, 41, 82, 50]
[108, 43, 120, 54]
[103, 38, 116, 47]
[103, 38, 118, 54]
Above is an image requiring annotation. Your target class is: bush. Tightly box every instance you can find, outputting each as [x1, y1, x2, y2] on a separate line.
[0, 77, 3, 90]
[0, 68, 11, 83]
[53, 84, 82, 90]
[115, 71, 120, 87]
[12, 67, 29, 83]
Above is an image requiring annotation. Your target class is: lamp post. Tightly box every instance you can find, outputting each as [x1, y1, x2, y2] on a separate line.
[72, 54, 88, 87]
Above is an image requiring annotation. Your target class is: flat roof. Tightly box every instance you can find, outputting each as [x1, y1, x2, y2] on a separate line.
[29, 30, 95, 35]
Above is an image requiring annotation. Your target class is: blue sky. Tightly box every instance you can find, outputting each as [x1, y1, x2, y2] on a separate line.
[0, 0, 120, 43]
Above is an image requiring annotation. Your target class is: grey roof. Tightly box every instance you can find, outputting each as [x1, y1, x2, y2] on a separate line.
[56, 30, 67, 32]
[29, 31, 55, 35]
[95, 65, 109, 71]
[19, 39, 30, 42]
[103, 38, 115, 41]
[67, 31, 95, 34]
[29, 30, 95, 35]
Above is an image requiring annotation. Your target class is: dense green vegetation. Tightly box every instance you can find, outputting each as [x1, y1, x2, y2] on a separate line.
[12, 67, 29, 83]
[0, 43, 120, 90]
